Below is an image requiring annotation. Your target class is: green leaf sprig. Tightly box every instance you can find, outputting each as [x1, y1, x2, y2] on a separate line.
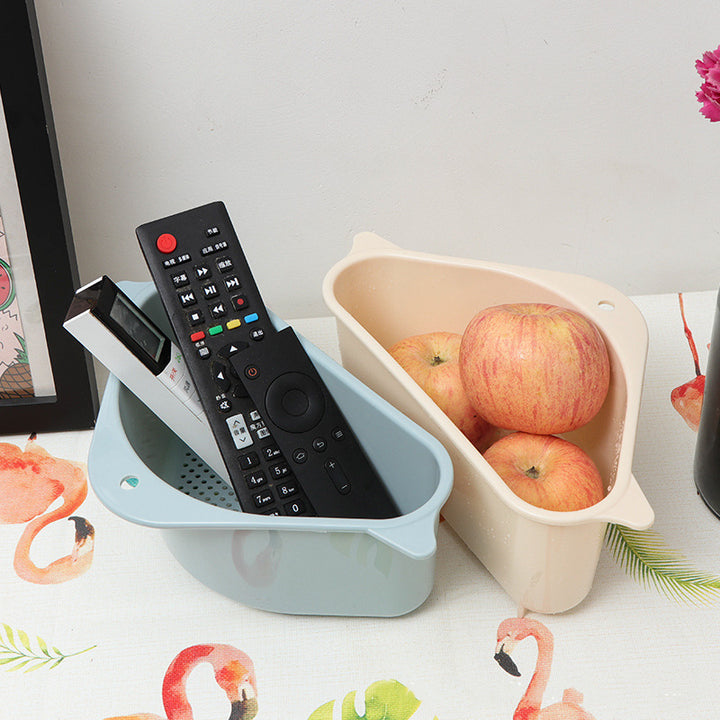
[605, 523, 720, 605]
[0, 623, 95, 672]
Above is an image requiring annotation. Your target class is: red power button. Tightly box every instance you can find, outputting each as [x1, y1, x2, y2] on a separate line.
[156, 233, 177, 253]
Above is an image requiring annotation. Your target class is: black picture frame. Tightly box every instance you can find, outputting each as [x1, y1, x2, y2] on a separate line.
[0, 0, 98, 433]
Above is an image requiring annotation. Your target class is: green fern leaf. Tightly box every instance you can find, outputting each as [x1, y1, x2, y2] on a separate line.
[0, 624, 95, 673]
[605, 523, 720, 605]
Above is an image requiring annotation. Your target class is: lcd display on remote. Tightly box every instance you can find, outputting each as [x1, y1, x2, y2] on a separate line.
[109, 293, 165, 363]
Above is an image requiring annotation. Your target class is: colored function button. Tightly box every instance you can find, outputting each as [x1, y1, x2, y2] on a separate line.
[190, 330, 206, 342]
[232, 295, 248, 310]
[208, 325, 224, 336]
[156, 233, 177, 253]
[226, 319, 241, 330]
[244, 312, 259, 323]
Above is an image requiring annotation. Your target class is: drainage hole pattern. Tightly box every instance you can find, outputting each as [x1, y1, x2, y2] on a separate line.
[166, 451, 241, 511]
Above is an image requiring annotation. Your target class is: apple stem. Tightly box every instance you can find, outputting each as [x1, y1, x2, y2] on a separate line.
[525, 466, 540, 479]
[678, 292, 702, 377]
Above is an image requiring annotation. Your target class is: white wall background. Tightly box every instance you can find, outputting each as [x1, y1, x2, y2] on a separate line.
[33, 0, 720, 319]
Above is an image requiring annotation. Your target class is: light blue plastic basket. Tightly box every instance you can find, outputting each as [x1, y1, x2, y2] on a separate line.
[87, 282, 453, 616]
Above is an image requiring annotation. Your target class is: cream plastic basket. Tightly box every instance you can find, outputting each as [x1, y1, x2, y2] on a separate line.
[322, 233, 654, 613]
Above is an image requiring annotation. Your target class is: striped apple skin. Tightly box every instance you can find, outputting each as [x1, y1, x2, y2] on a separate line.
[459, 303, 610, 435]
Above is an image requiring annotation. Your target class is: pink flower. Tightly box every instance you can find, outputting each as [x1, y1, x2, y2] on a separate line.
[696, 45, 720, 121]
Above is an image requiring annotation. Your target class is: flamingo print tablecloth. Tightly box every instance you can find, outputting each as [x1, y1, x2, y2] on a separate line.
[2, 290, 719, 719]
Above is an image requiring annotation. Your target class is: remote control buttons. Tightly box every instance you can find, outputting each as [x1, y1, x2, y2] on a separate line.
[179, 290, 197, 308]
[171, 271, 189, 288]
[212, 362, 231, 392]
[325, 458, 351, 495]
[264, 372, 325, 433]
[218, 341, 249, 358]
[188, 309, 204, 326]
[194, 264, 211, 280]
[285, 499, 307, 515]
[282, 388, 308, 416]
[156, 233, 177, 253]
[231, 294, 248, 311]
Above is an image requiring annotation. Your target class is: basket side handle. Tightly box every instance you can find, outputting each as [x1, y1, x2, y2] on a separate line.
[350, 232, 400, 256]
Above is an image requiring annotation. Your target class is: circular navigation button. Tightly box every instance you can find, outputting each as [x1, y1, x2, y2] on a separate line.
[282, 388, 309, 416]
[156, 233, 177, 253]
[265, 372, 325, 433]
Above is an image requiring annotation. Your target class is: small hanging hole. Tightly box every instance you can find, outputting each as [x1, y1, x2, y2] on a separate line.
[120, 476, 139, 490]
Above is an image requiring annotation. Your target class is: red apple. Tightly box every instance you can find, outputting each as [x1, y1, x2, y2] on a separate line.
[388, 331, 491, 447]
[483, 432, 605, 511]
[459, 303, 610, 435]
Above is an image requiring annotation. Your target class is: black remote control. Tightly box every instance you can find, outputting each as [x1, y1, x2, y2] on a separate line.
[136, 201, 399, 519]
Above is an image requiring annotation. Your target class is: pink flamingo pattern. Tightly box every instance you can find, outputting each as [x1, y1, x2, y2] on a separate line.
[0, 435, 94, 583]
[103, 644, 258, 720]
[671, 292, 706, 431]
[495, 617, 596, 719]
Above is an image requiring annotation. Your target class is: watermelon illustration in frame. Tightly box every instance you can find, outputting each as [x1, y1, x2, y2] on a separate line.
[0, 257, 14, 311]
[0, 0, 97, 433]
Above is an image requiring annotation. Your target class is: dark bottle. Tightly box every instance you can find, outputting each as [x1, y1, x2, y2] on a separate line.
[695, 288, 720, 516]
